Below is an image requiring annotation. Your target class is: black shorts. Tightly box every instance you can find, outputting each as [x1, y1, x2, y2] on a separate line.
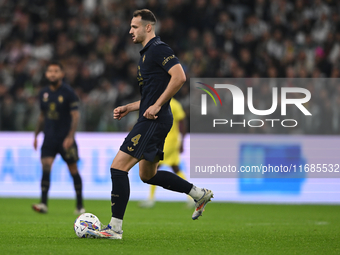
[120, 120, 172, 162]
[41, 138, 79, 164]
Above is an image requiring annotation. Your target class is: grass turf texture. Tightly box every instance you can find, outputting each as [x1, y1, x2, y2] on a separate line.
[0, 198, 339, 255]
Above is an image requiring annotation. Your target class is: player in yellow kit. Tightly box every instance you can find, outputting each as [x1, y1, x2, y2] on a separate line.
[140, 98, 193, 207]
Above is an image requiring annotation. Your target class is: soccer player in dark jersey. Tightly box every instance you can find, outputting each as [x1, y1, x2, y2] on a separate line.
[32, 61, 85, 214]
[87, 9, 213, 240]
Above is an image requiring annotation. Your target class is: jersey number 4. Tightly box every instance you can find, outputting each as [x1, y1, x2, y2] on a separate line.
[131, 134, 141, 146]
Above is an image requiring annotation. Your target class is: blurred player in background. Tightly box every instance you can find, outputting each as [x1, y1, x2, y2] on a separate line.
[32, 61, 85, 214]
[139, 98, 194, 208]
[86, 9, 213, 240]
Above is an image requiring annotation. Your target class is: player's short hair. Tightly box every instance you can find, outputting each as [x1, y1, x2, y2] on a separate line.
[46, 61, 63, 70]
[133, 9, 157, 24]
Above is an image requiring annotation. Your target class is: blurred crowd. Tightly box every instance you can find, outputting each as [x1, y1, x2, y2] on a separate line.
[0, 0, 340, 134]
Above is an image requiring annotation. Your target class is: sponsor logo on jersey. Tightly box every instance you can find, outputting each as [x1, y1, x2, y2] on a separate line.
[162, 54, 175, 66]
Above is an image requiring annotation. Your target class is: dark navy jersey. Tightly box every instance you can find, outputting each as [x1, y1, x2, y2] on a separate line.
[39, 82, 79, 139]
[137, 36, 180, 123]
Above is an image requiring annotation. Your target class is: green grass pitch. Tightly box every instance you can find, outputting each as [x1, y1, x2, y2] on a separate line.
[0, 198, 339, 255]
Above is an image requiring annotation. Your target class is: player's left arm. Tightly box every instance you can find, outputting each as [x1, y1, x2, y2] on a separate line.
[63, 110, 79, 150]
[143, 64, 186, 119]
[63, 90, 80, 150]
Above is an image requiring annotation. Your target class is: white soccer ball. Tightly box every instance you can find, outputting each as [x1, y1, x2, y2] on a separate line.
[74, 213, 101, 238]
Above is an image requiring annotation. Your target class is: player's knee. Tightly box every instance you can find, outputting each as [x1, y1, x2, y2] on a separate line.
[139, 173, 154, 183]
[67, 163, 78, 175]
[140, 175, 150, 183]
[42, 163, 52, 172]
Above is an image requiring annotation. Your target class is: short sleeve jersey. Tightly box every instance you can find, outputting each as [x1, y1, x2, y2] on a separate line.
[39, 83, 79, 139]
[137, 36, 180, 123]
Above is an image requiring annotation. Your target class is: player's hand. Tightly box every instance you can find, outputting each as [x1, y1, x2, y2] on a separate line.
[33, 137, 38, 150]
[63, 136, 74, 150]
[113, 106, 129, 120]
[143, 104, 161, 120]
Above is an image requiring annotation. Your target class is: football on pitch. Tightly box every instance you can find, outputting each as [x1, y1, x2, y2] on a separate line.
[74, 213, 101, 238]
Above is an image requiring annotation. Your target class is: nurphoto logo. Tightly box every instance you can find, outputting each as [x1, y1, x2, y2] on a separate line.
[196, 82, 312, 128]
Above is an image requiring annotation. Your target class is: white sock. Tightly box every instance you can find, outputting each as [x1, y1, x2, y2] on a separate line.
[109, 217, 123, 232]
[188, 185, 205, 201]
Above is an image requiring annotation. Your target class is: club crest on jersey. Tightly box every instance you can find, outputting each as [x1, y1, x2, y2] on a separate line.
[43, 93, 49, 102]
[58, 95, 64, 103]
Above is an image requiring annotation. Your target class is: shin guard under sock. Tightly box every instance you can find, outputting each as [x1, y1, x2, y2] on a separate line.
[110, 168, 130, 220]
[145, 170, 193, 194]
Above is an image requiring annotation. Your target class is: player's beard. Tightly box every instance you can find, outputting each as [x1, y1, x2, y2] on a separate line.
[49, 79, 60, 87]
[134, 34, 145, 44]
[133, 36, 140, 44]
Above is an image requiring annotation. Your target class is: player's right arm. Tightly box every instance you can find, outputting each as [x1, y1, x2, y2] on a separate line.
[113, 100, 140, 120]
[34, 112, 45, 150]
